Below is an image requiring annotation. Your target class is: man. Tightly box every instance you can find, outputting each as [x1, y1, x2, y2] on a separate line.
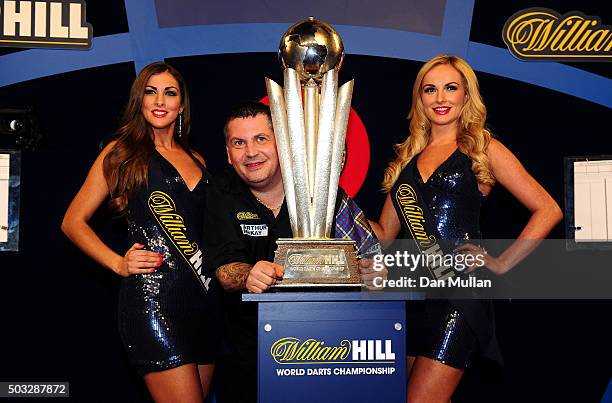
[205, 101, 382, 402]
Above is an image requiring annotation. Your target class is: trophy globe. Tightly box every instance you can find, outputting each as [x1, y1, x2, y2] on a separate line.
[278, 16, 345, 83]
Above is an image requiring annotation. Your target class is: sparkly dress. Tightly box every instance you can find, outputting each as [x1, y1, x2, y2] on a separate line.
[392, 148, 502, 368]
[117, 149, 219, 375]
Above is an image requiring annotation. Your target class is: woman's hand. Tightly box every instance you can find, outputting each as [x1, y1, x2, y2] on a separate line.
[455, 243, 509, 275]
[115, 243, 163, 277]
[358, 257, 388, 290]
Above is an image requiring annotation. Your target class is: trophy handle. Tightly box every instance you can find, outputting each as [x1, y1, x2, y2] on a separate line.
[266, 78, 299, 237]
[325, 79, 354, 237]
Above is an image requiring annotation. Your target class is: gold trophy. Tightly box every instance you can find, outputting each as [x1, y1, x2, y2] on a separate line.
[266, 17, 359, 287]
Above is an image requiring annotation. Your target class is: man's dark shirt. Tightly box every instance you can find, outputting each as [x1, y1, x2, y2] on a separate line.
[204, 168, 349, 364]
[204, 168, 291, 365]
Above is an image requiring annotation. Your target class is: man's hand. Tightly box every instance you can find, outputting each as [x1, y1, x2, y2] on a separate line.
[246, 261, 284, 293]
[358, 258, 387, 291]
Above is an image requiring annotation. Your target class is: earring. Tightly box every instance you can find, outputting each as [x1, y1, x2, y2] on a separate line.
[177, 112, 183, 138]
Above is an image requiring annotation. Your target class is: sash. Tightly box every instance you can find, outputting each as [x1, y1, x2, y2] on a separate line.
[147, 190, 212, 292]
[391, 159, 460, 281]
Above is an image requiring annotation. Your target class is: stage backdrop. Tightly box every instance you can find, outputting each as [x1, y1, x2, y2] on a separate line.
[0, 1, 610, 402]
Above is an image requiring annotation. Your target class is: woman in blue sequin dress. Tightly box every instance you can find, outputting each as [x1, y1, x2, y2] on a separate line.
[369, 55, 562, 402]
[62, 62, 218, 402]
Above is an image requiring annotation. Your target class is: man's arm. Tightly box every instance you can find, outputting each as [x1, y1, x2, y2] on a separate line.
[216, 261, 284, 293]
[204, 180, 255, 290]
[216, 262, 252, 291]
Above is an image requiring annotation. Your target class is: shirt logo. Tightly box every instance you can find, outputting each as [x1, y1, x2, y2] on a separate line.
[237, 211, 260, 220]
[241, 224, 268, 237]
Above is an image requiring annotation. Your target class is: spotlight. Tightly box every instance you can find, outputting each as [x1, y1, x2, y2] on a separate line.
[0, 108, 42, 150]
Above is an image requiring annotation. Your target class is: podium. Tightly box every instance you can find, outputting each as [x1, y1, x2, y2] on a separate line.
[243, 292, 423, 403]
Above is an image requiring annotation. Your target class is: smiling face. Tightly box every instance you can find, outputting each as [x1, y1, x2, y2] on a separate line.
[141, 71, 183, 134]
[226, 113, 282, 191]
[420, 63, 467, 129]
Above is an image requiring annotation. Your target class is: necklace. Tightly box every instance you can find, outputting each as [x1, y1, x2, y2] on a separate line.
[255, 196, 283, 212]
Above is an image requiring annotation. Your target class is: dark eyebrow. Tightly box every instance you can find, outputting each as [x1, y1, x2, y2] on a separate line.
[445, 82, 460, 86]
[144, 85, 178, 91]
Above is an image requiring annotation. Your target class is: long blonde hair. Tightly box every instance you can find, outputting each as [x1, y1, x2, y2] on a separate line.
[382, 55, 495, 192]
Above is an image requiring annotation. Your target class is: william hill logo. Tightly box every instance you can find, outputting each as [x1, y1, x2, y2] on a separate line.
[236, 211, 259, 220]
[0, 0, 92, 49]
[287, 253, 346, 267]
[270, 337, 395, 364]
[147, 190, 212, 291]
[503, 8, 611, 60]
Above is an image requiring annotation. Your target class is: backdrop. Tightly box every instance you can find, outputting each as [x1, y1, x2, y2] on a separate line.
[0, 1, 610, 402]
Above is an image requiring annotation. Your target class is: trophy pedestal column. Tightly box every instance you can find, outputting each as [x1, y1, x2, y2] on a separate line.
[243, 292, 423, 403]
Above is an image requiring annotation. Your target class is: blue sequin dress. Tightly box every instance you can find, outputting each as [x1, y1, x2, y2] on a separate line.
[117, 150, 219, 375]
[392, 148, 502, 368]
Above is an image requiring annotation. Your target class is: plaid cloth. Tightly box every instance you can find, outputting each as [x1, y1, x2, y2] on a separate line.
[334, 193, 381, 257]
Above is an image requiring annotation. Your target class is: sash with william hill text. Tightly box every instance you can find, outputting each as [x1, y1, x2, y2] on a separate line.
[390, 157, 461, 283]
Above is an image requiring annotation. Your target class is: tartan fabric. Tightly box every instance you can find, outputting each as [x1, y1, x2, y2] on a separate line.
[334, 193, 381, 257]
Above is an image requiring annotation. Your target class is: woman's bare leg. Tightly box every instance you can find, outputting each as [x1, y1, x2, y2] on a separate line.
[144, 363, 204, 403]
[407, 356, 464, 403]
[407, 356, 416, 374]
[198, 364, 215, 398]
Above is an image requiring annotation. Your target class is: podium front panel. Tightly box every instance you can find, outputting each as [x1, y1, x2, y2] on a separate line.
[258, 301, 406, 403]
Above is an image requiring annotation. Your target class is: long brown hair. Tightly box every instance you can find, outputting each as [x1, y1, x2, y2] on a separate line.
[103, 61, 192, 215]
[382, 55, 494, 192]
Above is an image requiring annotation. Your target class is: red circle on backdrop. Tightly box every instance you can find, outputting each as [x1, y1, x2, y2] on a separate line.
[259, 95, 370, 197]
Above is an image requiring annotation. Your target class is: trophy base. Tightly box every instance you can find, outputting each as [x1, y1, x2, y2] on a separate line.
[273, 238, 360, 288]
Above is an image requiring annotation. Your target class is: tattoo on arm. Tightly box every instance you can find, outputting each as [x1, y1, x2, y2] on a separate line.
[216, 262, 252, 291]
